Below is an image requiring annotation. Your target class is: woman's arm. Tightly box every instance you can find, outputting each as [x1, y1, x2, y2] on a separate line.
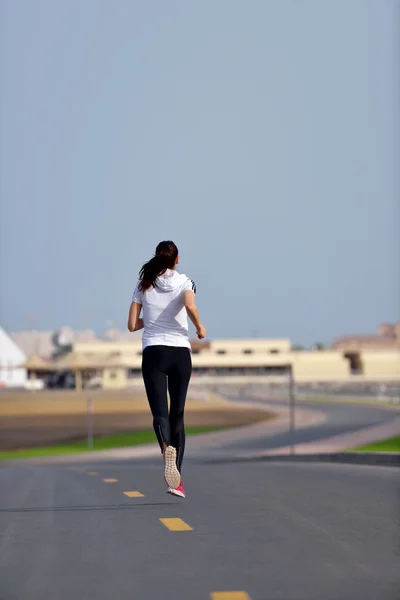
[184, 290, 206, 339]
[127, 302, 144, 332]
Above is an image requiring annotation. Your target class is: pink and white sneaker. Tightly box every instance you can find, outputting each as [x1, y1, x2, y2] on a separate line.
[163, 446, 181, 490]
[167, 480, 186, 498]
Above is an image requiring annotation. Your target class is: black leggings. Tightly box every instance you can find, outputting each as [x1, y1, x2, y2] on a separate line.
[142, 345, 192, 472]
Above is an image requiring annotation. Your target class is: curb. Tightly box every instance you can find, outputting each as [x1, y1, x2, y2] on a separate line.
[205, 452, 400, 467]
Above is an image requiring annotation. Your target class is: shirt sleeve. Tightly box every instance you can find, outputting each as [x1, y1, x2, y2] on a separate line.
[183, 278, 196, 294]
[131, 281, 143, 304]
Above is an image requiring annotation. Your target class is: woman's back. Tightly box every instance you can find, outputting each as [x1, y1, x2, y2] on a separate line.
[132, 269, 195, 349]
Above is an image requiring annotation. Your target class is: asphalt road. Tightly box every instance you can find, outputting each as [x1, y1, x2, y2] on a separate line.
[215, 393, 400, 454]
[0, 458, 399, 600]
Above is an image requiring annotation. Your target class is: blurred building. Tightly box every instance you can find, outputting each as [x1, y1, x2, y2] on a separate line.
[0, 327, 27, 387]
[10, 328, 98, 358]
[20, 335, 399, 391]
[7, 323, 400, 391]
[332, 322, 400, 351]
[331, 323, 400, 377]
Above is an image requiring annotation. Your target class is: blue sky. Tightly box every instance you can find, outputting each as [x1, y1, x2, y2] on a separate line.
[0, 0, 398, 345]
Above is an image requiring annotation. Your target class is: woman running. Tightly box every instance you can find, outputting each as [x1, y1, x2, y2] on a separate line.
[127, 240, 206, 498]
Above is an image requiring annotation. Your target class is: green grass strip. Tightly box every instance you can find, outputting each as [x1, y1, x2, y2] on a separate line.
[0, 426, 225, 460]
[351, 435, 400, 453]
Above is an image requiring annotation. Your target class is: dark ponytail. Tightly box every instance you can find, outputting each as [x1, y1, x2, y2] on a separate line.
[138, 241, 179, 292]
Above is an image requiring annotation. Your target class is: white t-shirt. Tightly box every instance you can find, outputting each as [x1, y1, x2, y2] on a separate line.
[132, 269, 196, 350]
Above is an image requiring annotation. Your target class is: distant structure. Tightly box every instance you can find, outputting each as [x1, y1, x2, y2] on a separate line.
[7, 322, 400, 391]
[10, 328, 97, 358]
[332, 322, 400, 351]
[10, 327, 146, 356]
[0, 326, 27, 387]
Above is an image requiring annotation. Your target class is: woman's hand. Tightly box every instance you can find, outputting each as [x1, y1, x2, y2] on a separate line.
[184, 291, 206, 339]
[196, 325, 206, 339]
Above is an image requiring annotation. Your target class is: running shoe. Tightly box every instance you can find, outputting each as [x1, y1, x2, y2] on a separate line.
[163, 446, 181, 489]
[166, 480, 186, 498]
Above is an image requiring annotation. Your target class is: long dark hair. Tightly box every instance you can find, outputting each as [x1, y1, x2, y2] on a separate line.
[138, 241, 179, 292]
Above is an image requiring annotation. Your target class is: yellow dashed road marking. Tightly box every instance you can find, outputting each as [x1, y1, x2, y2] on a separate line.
[159, 518, 193, 531]
[211, 593, 251, 600]
[123, 491, 144, 498]
[103, 478, 118, 483]
[88, 472, 98, 476]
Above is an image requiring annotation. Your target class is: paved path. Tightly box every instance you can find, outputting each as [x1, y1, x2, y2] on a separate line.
[208, 394, 400, 458]
[1, 396, 400, 599]
[10, 394, 399, 465]
[0, 459, 399, 600]
[259, 416, 400, 455]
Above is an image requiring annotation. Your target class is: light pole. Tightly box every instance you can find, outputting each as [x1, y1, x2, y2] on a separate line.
[87, 396, 94, 450]
[289, 368, 296, 455]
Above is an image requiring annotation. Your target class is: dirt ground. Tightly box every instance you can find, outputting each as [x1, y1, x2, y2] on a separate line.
[0, 390, 275, 450]
[0, 389, 229, 416]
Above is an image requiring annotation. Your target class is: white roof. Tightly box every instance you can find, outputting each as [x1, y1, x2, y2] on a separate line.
[0, 327, 26, 366]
